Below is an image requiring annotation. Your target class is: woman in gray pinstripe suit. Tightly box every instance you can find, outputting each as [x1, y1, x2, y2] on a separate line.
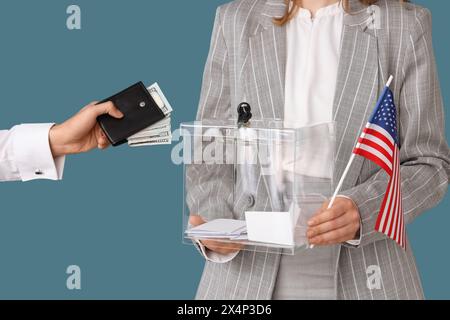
[186, 0, 450, 299]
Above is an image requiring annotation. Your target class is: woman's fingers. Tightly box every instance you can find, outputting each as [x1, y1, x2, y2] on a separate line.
[189, 215, 206, 226]
[307, 213, 354, 239]
[202, 240, 242, 255]
[308, 202, 346, 227]
[188, 215, 242, 254]
[309, 224, 356, 246]
[307, 197, 361, 245]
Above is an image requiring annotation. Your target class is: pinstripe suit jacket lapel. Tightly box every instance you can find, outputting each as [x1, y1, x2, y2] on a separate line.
[246, 1, 286, 120]
[333, 5, 382, 190]
[247, 0, 382, 190]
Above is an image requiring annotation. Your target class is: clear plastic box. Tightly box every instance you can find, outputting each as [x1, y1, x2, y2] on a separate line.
[181, 120, 335, 255]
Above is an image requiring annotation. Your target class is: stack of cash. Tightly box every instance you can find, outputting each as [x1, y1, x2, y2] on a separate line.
[127, 83, 173, 147]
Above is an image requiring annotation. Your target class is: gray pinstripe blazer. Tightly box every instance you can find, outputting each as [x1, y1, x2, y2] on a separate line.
[186, 0, 450, 300]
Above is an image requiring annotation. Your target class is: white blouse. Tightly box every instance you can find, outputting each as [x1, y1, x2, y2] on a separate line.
[284, 2, 344, 128]
[282, 2, 344, 180]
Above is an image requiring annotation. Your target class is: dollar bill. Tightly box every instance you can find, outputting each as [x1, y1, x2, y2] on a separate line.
[145, 116, 171, 129]
[131, 118, 171, 134]
[128, 138, 172, 147]
[128, 131, 171, 140]
[128, 123, 171, 139]
[128, 131, 171, 141]
[127, 83, 173, 147]
[147, 82, 173, 116]
[128, 126, 172, 146]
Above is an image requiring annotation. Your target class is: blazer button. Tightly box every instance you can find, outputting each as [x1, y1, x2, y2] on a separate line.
[35, 169, 43, 175]
[247, 195, 256, 208]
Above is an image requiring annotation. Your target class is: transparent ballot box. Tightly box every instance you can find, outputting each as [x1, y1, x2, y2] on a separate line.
[181, 120, 335, 255]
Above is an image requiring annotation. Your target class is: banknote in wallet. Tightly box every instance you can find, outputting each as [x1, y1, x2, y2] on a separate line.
[127, 83, 173, 147]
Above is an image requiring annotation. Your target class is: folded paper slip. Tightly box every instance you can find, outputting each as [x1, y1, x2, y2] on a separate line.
[185, 219, 247, 239]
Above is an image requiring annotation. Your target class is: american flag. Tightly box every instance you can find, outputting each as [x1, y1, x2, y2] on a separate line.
[353, 86, 405, 249]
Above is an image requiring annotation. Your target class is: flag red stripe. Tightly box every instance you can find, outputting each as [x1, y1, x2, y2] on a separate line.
[375, 169, 394, 231]
[393, 151, 404, 247]
[358, 137, 393, 163]
[393, 164, 402, 242]
[395, 164, 404, 245]
[388, 149, 399, 235]
[354, 148, 393, 176]
[387, 150, 400, 237]
[380, 149, 399, 232]
[363, 128, 395, 151]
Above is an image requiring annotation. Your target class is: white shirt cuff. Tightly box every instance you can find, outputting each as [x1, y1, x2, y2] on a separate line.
[195, 240, 239, 263]
[12, 124, 65, 181]
[336, 195, 362, 246]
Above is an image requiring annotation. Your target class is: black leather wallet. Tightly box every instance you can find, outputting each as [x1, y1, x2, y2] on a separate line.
[97, 82, 165, 146]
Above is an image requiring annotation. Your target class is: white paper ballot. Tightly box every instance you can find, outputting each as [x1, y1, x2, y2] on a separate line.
[245, 204, 300, 246]
[186, 219, 247, 240]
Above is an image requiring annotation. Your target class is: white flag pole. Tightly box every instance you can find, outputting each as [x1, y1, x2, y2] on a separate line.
[309, 75, 394, 249]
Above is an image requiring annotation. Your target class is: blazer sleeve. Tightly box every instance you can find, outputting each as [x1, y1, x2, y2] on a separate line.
[0, 124, 65, 182]
[341, 8, 450, 248]
[185, 6, 235, 221]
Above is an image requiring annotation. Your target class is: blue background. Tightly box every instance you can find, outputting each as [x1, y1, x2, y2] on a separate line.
[0, 0, 448, 299]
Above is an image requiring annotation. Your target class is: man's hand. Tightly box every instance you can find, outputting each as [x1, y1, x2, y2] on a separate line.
[189, 215, 243, 255]
[307, 197, 361, 246]
[49, 101, 123, 157]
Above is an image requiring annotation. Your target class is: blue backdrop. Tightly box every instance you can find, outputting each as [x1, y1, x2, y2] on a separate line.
[0, 0, 448, 299]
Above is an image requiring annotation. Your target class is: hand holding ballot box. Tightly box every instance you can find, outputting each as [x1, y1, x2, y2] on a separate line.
[182, 120, 335, 255]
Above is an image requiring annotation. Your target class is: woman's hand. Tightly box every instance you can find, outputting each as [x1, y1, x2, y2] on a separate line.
[189, 215, 243, 255]
[307, 197, 361, 246]
[49, 101, 123, 157]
